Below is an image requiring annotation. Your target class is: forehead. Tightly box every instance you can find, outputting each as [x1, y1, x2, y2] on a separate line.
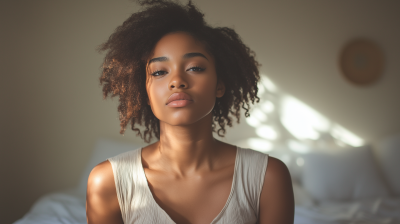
[149, 31, 210, 59]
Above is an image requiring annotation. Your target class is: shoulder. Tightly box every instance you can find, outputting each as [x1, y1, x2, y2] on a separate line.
[258, 156, 294, 224]
[87, 160, 115, 197]
[86, 161, 123, 224]
[264, 157, 291, 184]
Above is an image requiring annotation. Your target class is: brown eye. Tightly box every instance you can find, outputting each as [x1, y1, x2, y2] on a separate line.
[187, 66, 205, 72]
[151, 70, 167, 76]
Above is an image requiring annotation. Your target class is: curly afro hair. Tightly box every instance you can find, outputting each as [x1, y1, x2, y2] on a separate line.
[99, 0, 260, 143]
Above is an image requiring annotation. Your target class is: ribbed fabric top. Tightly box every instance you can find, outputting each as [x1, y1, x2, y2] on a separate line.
[108, 146, 269, 224]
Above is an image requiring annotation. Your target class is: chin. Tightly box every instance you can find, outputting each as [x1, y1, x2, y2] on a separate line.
[166, 117, 205, 126]
[159, 111, 212, 127]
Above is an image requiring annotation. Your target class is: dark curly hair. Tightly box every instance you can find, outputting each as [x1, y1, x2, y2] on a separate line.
[99, 0, 260, 143]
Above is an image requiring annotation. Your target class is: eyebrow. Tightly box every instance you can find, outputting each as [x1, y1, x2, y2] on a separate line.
[148, 52, 208, 65]
[183, 52, 208, 60]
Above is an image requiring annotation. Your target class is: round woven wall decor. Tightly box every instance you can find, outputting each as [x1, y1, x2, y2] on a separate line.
[339, 39, 384, 86]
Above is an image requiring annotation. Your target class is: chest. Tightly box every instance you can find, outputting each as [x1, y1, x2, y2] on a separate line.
[144, 168, 234, 224]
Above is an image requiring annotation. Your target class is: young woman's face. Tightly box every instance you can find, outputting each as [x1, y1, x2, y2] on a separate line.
[146, 31, 225, 126]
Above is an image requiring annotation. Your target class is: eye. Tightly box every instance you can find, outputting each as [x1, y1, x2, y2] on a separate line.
[151, 70, 168, 76]
[187, 66, 205, 72]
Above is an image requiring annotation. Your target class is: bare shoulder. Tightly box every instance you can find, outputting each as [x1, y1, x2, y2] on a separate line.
[264, 157, 292, 184]
[259, 156, 294, 224]
[86, 161, 123, 224]
[87, 161, 115, 194]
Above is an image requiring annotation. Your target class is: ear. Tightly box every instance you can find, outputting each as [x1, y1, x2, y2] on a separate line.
[216, 80, 225, 98]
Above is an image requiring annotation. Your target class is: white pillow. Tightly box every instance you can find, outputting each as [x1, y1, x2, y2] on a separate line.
[374, 132, 400, 196]
[77, 138, 145, 194]
[302, 145, 389, 202]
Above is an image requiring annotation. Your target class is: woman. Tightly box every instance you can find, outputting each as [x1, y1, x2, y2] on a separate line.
[86, 0, 294, 223]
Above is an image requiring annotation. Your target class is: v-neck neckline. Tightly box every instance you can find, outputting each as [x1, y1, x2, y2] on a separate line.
[138, 146, 240, 224]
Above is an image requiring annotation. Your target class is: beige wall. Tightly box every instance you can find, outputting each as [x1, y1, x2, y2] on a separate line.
[1, 0, 399, 222]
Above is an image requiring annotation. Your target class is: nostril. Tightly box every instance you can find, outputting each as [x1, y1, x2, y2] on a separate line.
[170, 83, 187, 89]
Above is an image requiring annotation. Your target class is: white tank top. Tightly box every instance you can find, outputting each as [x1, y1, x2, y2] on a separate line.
[108, 146, 269, 224]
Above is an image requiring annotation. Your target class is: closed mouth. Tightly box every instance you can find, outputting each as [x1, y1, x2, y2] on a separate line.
[166, 92, 193, 105]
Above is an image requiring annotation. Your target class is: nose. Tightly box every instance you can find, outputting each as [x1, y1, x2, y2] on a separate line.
[169, 71, 189, 89]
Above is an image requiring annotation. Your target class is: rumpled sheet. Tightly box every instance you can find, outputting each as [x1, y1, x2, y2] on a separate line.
[14, 190, 86, 224]
[294, 198, 400, 224]
[14, 189, 400, 224]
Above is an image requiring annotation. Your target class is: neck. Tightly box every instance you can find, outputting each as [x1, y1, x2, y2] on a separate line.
[155, 113, 221, 176]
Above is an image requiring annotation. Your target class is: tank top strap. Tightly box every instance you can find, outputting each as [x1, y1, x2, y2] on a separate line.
[235, 147, 269, 219]
[108, 148, 174, 224]
[107, 148, 146, 223]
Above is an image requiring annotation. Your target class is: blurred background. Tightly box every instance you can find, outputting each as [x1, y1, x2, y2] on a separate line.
[1, 0, 399, 223]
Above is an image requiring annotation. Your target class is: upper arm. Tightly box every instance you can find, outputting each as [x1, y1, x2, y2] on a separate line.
[86, 160, 124, 224]
[259, 156, 294, 224]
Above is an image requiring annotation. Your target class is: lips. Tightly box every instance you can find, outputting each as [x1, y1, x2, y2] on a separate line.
[166, 92, 193, 105]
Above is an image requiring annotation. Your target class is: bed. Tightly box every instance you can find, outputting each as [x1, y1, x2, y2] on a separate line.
[14, 134, 400, 224]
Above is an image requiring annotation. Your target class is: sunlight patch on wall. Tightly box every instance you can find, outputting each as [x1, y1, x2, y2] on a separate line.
[241, 73, 364, 152]
[331, 124, 364, 147]
[252, 108, 268, 122]
[256, 125, 278, 140]
[245, 116, 261, 128]
[280, 95, 364, 147]
[260, 76, 277, 93]
[248, 138, 274, 152]
[281, 95, 330, 140]
[260, 101, 274, 113]
[235, 138, 274, 153]
[288, 140, 310, 154]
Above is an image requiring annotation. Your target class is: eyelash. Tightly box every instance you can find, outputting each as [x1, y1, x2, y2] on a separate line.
[188, 66, 205, 72]
[150, 66, 205, 76]
[151, 70, 167, 77]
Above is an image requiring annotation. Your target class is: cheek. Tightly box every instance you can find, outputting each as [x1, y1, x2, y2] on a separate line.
[198, 82, 216, 99]
[198, 73, 218, 94]
[193, 77, 218, 108]
[146, 82, 164, 115]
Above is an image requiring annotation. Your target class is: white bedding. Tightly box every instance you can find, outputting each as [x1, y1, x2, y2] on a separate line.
[14, 188, 400, 224]
[14, 190, 86, 224]
[295, 198, 400, 224]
